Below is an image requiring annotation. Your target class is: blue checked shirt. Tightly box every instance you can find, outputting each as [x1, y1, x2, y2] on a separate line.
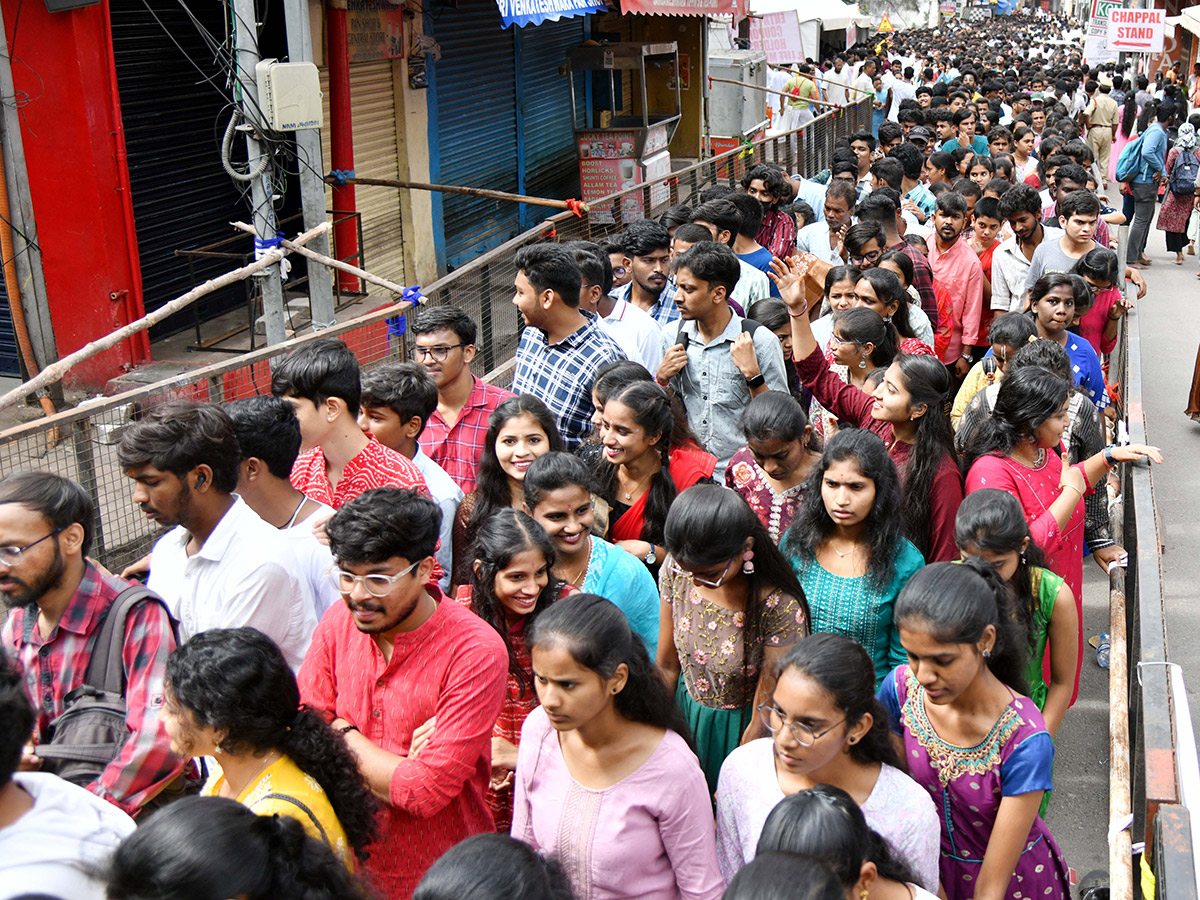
[610, 281, 680, 326]
[512, 313, 626, 450]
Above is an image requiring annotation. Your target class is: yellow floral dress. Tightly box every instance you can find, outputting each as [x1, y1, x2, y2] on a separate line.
[202, 754, 352, 869]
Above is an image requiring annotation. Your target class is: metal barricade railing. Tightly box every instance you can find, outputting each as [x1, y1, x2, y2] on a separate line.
[1111, 289, 1199, 900]
[0, 99, 872, 573]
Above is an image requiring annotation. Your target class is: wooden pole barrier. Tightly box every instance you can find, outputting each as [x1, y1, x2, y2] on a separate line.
[0, 222, 330, 414]
[230, 221, 412, 298]
[708, 75, 842, 109]
[331, 176, 586, 213]
[767, 63, 873, 96]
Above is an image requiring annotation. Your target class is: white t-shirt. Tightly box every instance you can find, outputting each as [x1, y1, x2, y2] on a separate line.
[282, 499, 340, 618]
[732, 259, 772, 310]
[824, 66, 853, 106]
[148, 495, 317, 670]
[599, 296, 666, 374]
[888, 79, 916, 122]
[0, 773, 136, 900]
[412, 448, 464, 593]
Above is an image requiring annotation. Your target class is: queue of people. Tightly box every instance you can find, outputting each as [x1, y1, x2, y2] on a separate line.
[0, 14, 1174, 900]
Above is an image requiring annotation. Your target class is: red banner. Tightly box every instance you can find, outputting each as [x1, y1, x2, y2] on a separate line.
[619, 0, 746, 16]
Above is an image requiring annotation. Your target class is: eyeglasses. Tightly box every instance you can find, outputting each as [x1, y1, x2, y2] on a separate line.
[757, 704, 847, 746]
[847, 249, 882, 266]
[328, 560, 420, 597]
[827, 334, 861, 352]
[0, 526, 66, 567]
[669, 556, 737, 589]
[612, 266, 628, 276]
[414, 344, 466, 362]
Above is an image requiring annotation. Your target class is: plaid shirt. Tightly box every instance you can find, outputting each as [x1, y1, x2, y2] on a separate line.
[512, 314, 626, 450]
[290, 435, 428, 509]
[611, 280, 680, 327]
[418, 377, 514, 494]
[2, 565, 184, 816]
[890, 240, 940, 329]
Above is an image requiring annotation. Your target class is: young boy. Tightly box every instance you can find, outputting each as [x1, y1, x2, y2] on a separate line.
[1023, 190, 1102, 297]
[969, 196, 1005, 351]
[359, 361, 463, 590]
[271, 338, 429, 509]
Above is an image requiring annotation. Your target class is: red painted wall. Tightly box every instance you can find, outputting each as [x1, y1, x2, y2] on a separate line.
[3, 0, 146, 389]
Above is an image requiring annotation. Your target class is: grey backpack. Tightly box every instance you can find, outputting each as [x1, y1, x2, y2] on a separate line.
[35, 584, 176, 787]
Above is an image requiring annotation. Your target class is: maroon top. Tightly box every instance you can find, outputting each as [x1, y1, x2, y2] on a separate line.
[794, 346, 963, 562]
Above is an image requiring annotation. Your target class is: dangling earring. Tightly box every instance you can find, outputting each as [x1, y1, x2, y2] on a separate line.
[858, 354, 868, 369]
[742, 549, 755, 575]
[213, 743, 223, 755]
[860, 889, 870, 900]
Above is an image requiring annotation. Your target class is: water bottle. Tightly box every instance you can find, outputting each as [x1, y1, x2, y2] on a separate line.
[1096, 632, 1110, 669]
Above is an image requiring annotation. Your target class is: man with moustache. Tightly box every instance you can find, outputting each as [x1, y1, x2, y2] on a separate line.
[611, 219, 678, 325]
[0, 472, 183, 815]
[926, 191, 984, 379]
[299, 487, 507, 900]
[118, 400, 317, 670]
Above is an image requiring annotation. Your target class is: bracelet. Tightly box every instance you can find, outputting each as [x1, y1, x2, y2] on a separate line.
[1061, 483, 1084, 496]
[1103, 445, 1118, 467]
[338, 724, 359, 735]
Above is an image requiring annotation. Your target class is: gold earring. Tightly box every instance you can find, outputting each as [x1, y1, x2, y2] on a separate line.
[860, 890, 870, 900]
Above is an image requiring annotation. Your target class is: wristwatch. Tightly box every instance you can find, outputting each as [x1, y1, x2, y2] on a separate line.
[745, 373, 766, 389]
[644, 547, 657, 565]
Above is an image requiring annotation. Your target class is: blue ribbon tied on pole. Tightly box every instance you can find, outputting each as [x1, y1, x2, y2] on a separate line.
[387, 286, 425, 343]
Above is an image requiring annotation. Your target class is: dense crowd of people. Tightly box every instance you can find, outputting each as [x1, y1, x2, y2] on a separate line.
[0, 11, 1183, 900]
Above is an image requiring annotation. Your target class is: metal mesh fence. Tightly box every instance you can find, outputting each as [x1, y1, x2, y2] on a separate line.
[0, 99, 871, 572]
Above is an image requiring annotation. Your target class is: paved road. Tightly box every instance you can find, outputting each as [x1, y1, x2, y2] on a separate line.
[1044, 222, 1200, 888]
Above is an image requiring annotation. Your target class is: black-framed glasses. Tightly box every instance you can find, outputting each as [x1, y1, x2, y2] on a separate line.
[414, 344, 466, 362]
[848, 249, 882, 266]
[328, 560, 419, 597]
[757, 703, 846, 746]
[0, 526, 66, 567]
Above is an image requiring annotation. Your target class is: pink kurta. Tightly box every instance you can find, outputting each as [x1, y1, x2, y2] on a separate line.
[511, 707, 724, 900]
[965, 452, 1087, 702]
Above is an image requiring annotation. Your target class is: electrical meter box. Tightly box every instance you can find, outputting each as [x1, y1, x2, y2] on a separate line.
[708, 50, 769, 139]
[254, 60, 323, 131]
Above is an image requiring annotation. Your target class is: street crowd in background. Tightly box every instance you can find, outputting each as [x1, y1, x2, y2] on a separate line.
[4, 10, 1195, 900]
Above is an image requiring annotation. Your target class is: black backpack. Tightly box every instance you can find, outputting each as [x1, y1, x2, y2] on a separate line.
[35, 584, 177, 787]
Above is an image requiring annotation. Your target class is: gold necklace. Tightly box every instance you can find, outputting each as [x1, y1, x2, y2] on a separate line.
[619, 466, 656, 501]
[561, 539, 591, 586]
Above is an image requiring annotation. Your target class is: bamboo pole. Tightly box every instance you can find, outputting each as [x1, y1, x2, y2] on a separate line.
[230, 221, 412, 298]
[768, 63, 873, 96]
[0, 222, 330, 414]
[332, 175, 586, 212]
[708, 75, 842, 109]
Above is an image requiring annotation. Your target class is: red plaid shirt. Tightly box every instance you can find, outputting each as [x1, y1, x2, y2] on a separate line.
[290, 436, 429, 509]
[1, 564, 184, 815]
[418, 377, 514, 494]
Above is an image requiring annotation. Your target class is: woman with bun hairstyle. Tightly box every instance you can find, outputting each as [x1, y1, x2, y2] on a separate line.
[513, 593, 723, 900]
[456, 509, 569, 830]
[104, 796, 370, 900]
[413, 833, 574, 900]
[716, 634, 938, 890]
[163, 628, 377, 867]
[757, 784, 939, 900]
[879, 560, 1069, 900]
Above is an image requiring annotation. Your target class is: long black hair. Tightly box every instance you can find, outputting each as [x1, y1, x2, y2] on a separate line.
[413, 834, 573, 900]
[469, 509, 565, 700]
[595, 380, 679, 547]
[894, 558, 1030, 695]
[774, 633, 901, 769]
[960, 365, 1070, 474]
[468, 394, 563, 534]
[833, 307, 897, 369]
[1121, 92, 1138, 135]
[666, 485, 810, 658]
[723, 852, 845, 900]
[756, 785, 917, 887]
[105, 796, 369, 900]
[528, 593, 692, 743]
[741, 390, 819, 453]
[165, 629, 379, 859]
[859, 267, 918, 341]
[784, 429, 904, 591]
[893, 353, 958, 560]
[955, 489, 1048, 655]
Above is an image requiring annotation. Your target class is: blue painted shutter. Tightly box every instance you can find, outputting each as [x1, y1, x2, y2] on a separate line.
[0, 280, 18, 376]
[518, 19, 585, 230]
[433, 0, 520, 269]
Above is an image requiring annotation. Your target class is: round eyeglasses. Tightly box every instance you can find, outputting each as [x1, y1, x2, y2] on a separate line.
[328, 560, 420, 597]
[757, 703, 846, 746]
[414, 343, 466, 362]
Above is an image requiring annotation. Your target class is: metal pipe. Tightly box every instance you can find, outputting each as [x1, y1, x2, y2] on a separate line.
[326, 0, 360, 293]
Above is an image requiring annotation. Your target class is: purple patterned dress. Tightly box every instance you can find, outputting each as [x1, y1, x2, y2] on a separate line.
[878, 666, 1070, 900]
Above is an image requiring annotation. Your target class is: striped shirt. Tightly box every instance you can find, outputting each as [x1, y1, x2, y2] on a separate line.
[298, 594, 508, 899]
[2, 565, 185, 816]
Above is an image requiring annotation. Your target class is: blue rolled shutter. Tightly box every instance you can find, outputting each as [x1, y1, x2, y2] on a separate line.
[0, 281, 18, 376]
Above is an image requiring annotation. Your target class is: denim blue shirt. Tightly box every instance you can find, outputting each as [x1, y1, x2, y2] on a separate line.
[1135, 122, 1168, 183]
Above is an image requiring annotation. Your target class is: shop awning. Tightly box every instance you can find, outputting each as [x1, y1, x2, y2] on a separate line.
[496, 0, 608, 28]
[619, 0, 748, 17]
[748, 0, 872, 29]
[1175, 7, 1200, 37]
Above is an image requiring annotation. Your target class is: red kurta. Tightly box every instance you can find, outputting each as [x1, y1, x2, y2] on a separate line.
[298, 594, 508, 899]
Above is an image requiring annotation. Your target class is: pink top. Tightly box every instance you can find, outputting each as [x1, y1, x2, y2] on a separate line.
[512, 706, 724, 900]
[1078, 286, 1119, 358]
[925, 236, 984, 363]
